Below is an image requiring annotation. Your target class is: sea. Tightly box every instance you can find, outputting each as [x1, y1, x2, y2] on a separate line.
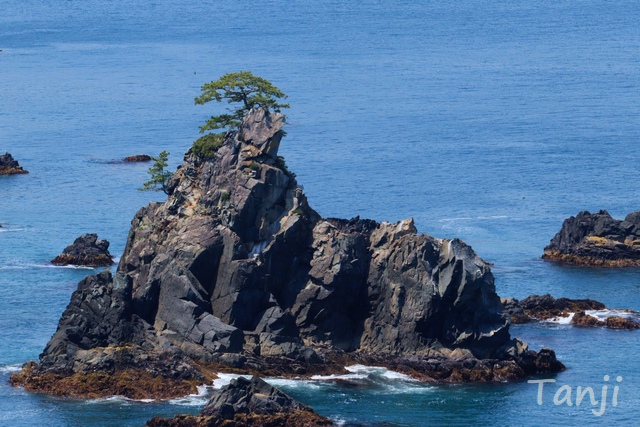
[1, 1, 640, 426]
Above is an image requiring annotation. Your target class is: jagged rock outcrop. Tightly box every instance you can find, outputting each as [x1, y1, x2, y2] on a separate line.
[11, 108, 563, 400]
[502, 294, 640, 330]
[543, 210, 640, 266]
[124, 154, 152, 162]
[0, 152, 28, 175]
[146, 376, 334, 427]
[51, 234, 114, 267]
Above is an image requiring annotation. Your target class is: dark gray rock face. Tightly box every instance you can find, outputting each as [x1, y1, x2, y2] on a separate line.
[202, 376, 310, 418]
[51, 234, 114, 267]
[543, 210, 640, 266]
[15, 108, 562, 399]
[0, 152, 28, 175]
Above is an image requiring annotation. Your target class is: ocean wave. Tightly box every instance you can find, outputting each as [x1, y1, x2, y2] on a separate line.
[585, 309, 640, 322]
[0, 262, 95, 271]
[84, 395, 155, 405]
[0, 227, 27, 233]
[0, 364, 23, 374]
[168, 385, 211, 406]
[213, 373, 250, 389]
[544, 313, 575, 325]
[302, 365, 433, 395]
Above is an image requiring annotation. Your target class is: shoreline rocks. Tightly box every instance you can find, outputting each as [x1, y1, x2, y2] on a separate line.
[124, 154, 152, 162]
[51, 234, 114, 267]
[146, 376, 334, 427]
[502, 294, 640, 330]
[0, 152, 29, 175]
[543, 210, 640, 266]
[11, 108, 564, 400]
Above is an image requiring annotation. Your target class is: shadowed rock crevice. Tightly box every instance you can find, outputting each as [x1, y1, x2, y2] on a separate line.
[12, 108, 563, 399]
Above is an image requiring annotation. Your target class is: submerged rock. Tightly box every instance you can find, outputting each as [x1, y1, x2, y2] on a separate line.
[124, 154, 152, 162]
[0, 152, 29, 175]
[502, 294, 640, 330]
[12, 108, 563, 400]
[51, 234, 114, 267]
[543, 210, 640, 266]
[146, 376, 334, 427]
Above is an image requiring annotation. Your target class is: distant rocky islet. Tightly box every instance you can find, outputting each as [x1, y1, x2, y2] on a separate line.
[543, 210, 640, 266]
[0, 152, 28, 175]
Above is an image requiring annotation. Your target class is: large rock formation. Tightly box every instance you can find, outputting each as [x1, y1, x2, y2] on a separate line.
[543, 210, 640, 266]
[51, 234, 114, 267]
[146, 376, 333, 427]
[0, 152, 28, 175]
[11, 108, 563, 400]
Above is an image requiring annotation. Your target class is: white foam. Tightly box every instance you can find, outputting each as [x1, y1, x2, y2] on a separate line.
[586, 309, 640, 322]
[168, 384, 211, 406]
[84, 395, 132, 405]
[545, 313, 575, 324]
[213, 373, 250, 389]
[346, 364, 416, 381]
[0, 364, 22, 374]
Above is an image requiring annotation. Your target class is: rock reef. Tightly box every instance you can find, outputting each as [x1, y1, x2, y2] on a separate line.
[51, 234, 114, 267]
[146, 376, 333, 427]
[0, 152, 28, 175]
[503, 294, 640, 330]
[11, 108, 563, 400]
[543, 210, 640, 266]
[124, 154, 152, 162]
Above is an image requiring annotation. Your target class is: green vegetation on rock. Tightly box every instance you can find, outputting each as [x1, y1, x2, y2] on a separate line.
[195, 71, 289, 133]
[139, 151, 173, 195]
[192, 133, 225, 160]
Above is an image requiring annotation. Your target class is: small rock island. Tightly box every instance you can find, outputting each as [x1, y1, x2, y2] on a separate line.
[0, 152, 29, 175]
[11, 108, 563, 401]
[503, 294, 640, 330]
[543, 210, 640, 266]
[146, 376, 334, 427]
[124, 154, 152, 162]
[51, 234, 114, 267]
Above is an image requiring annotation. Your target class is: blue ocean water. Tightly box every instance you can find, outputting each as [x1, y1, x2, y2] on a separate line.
[1, 1, 639, 425]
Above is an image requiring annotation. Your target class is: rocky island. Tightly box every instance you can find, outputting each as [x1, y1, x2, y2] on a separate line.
[503, 294, 640, 330]
[147, 376, 334, 427]
[543, 210, 640, 266]
[51, 234, 114, 267]
[11, 108, 563, 400]
[124, 154, 152, 162]
[0, 152, 29, 175]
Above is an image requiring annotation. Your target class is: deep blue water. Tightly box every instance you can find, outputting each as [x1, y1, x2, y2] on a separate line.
[2, 1, 640, 425]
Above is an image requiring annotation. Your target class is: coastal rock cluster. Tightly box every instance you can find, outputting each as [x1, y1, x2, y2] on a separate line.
[51, 234, 114, 267]
[503, 294, 640, 330]
[543, 210, 640, 266]
[0, 152, 28, 175]
[146, 376, 333, 427]
[11, 108, 563, 400]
